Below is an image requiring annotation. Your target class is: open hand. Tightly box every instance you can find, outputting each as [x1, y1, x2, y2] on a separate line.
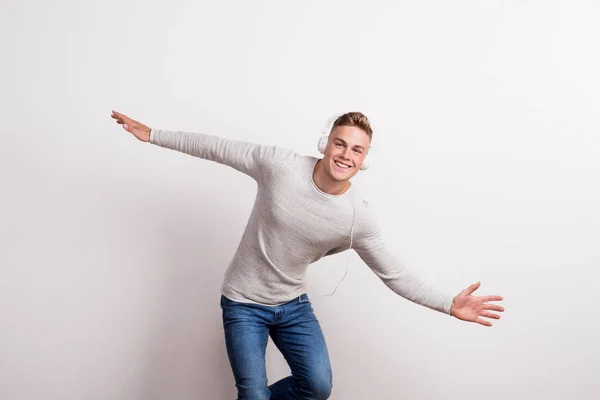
[450, 282, 504, 327]
[111, 110, 152, 142]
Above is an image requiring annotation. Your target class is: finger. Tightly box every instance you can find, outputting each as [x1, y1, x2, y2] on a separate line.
[462, 281, 481, 296]
[482, 304, 504, 312]
[480, 295, 503, 302]
[475, 317, 492, 327]
[112, 111, 134, 125]
[111, 112, 125, 123]
[118, 118, 133, 128]
[479, 311, 501, 320]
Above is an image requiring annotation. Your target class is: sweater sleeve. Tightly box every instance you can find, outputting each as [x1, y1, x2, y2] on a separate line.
[352, 202, 454, 315]
[149, 129, 297, 181]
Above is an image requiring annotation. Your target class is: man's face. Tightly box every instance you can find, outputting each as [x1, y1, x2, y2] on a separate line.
[322, 125, 371, 182]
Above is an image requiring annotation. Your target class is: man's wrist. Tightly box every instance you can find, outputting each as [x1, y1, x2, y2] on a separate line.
[449, 297, 456, 316]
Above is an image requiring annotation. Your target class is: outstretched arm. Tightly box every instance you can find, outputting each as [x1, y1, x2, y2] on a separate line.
[355, 235, 505, 326]
[110, 110, 298, 181]
[352, 204, 504, 325]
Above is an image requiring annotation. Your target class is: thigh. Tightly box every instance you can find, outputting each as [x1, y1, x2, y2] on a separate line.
[270, 298, 332, 385]
[221, 296, 271, 400]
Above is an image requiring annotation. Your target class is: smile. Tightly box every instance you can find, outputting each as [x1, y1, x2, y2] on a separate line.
[334, 160, 352, 169]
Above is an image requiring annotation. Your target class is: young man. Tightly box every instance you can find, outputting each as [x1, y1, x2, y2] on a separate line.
[111, 110, 504, 400]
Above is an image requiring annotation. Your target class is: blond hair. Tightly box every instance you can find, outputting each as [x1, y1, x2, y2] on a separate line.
[332, 112, 373, 140]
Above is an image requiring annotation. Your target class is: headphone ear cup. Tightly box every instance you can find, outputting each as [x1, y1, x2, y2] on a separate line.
[317, 135, 328, 154]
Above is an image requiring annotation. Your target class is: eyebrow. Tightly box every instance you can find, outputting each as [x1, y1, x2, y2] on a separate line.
[333, 138, 366, 150]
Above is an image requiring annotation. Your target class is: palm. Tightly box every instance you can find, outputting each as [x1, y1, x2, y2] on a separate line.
[111, 110, 151, 142]
[450, 282, 504, 327]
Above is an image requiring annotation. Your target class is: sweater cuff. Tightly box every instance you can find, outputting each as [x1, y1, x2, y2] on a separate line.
[149, 128, 158, 143]
[444, 295, 454, 315]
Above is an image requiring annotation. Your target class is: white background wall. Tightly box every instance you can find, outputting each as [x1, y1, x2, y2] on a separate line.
[2, 1, 599, 399]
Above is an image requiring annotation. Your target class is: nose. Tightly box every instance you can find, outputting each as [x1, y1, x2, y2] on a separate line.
[341, 147, 352, 160]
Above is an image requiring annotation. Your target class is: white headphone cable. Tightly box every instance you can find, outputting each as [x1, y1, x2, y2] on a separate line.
[309, 170, 362, 301]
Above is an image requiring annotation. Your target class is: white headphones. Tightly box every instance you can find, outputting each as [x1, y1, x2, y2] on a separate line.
[317, 114, 373, 170]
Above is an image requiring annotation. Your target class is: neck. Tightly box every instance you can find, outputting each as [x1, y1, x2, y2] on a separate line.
[312, 159, 351, 195]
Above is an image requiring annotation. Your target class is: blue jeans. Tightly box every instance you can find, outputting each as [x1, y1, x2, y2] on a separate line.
[220, 294, 333, 399]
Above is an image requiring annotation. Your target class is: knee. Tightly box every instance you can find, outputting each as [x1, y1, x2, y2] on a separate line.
[304, 373, 333, 399]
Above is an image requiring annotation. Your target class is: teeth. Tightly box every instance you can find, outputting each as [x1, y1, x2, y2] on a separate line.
[335, 161, 351, 169]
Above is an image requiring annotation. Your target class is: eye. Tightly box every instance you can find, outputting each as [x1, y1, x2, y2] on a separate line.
[335, 143, 344, 148]
[353, 149, 362, 154]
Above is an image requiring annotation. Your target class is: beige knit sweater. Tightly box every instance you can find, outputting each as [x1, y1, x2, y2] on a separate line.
[150, 128, 453, 314]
